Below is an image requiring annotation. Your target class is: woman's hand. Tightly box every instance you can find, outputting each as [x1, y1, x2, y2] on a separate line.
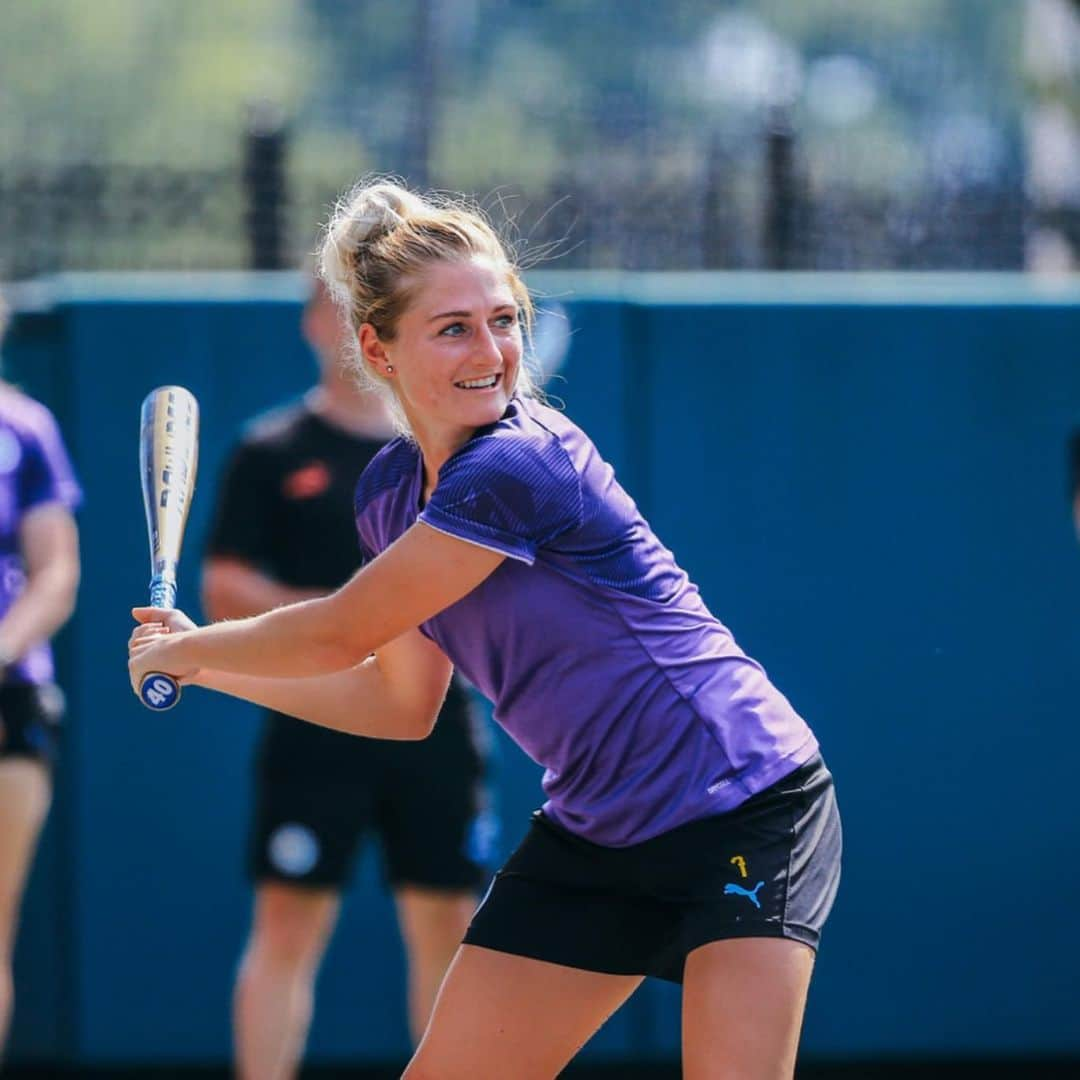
[128, 606, 201, 695]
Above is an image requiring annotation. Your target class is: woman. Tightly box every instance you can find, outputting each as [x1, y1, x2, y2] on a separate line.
[0, 296, 81, 1060]
[129, 181, 840, 1079]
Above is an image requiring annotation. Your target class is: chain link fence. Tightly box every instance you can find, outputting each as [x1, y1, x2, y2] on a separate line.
[1, 0, 1071, 278]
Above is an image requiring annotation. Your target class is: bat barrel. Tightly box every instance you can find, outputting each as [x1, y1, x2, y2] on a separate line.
[137, 385, 199, 713]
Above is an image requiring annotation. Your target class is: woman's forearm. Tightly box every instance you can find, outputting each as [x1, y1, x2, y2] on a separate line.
[140, 522, 504, 683]
[190, 656, 437, 740]
[2, 507, 80, 660]
[170, 593, 374, 679]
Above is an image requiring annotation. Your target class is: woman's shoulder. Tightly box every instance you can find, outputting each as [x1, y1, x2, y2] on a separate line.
[0, 383, 61, 437]
[429, 399, 585, 543]
[451, 397, 581, 474]
[0, 386, 74, 471]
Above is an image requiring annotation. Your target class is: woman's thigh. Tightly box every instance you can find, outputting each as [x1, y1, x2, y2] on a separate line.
[0, 759, 51, 949]
[404, 944, 642, 1080]
[682, 937, 815, 1080]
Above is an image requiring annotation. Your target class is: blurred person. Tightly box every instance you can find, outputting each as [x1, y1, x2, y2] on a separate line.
[202, 275, 493, 1079]
[0, 295, 80, 1060]
[132, 181, 841, 1080]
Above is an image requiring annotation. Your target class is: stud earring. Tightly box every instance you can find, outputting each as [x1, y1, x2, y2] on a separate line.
[385, 364, 394, 374]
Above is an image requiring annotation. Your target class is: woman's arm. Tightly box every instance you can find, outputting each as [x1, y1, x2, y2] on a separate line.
[132, 608, 453, 740]
[192, 627, 454, 740]
[129, 522, 502, 685]
[0, 504, 80, 664]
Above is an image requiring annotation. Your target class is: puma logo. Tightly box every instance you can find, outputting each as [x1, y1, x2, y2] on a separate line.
[724, 881, 765, 909]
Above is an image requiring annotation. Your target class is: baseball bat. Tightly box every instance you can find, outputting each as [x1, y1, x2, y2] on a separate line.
[137, 385, 200, 711]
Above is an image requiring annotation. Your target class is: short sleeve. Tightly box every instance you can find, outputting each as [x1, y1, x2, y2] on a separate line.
[204, 441, 277, 565]
[419, 432, 583, 564]
[16, 408, 81, 514]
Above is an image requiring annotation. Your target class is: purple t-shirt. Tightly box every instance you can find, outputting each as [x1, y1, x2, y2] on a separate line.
[0, 386, 82, 685]
[355, 396, 817, 846]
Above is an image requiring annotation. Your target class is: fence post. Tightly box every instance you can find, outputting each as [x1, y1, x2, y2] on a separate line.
[243, 102, 288, 271]
[763, 105, 798, 269]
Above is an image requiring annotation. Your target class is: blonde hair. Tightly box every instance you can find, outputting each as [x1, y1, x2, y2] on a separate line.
[318, 178, 536, 433]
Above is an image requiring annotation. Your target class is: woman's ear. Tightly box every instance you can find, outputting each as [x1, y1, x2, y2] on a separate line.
[358, 323, 391, 376]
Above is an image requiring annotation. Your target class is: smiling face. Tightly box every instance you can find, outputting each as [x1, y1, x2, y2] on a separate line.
[359, 255, 523, 456]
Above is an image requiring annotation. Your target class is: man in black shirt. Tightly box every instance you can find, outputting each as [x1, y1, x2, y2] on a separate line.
[203, 278, 493, 1079]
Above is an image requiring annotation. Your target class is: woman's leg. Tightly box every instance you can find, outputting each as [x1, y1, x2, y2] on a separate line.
[682, 937, 815, 1080]
[404, 944, 642, 1080]
[0, 758, 52, 1059]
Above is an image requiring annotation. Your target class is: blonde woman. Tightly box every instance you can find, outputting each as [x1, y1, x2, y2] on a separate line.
[130, 181, 840, 1079]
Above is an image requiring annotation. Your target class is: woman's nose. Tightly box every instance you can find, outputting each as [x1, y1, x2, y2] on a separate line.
[476, 325, 503, 364]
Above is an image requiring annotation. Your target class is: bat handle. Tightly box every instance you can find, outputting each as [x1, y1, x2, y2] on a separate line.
[148, 576, 177, 610]
[139, 574, 181, 711]
[139, 671, 181, 711]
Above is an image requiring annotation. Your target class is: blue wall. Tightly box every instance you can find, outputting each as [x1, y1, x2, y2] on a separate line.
[6, 273, 1080, 1065]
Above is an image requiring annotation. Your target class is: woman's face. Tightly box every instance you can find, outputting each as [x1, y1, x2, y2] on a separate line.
[373, 256, 522, 449]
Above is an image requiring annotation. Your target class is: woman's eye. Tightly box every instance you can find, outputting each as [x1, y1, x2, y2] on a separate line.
[494, 314, 516, 328]
[439, 322, 467, 337]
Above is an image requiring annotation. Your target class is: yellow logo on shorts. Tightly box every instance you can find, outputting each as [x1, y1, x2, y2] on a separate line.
[730, 855, 748, 879]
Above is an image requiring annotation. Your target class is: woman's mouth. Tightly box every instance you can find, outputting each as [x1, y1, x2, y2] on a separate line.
[454, 373, 501, 390]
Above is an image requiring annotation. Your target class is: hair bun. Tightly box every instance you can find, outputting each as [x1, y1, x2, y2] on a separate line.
[320, 181, 428, 299]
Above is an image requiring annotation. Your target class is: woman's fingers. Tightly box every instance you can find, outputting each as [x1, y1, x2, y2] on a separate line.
[132, 606, 170, 623]
[132, 606, 198, 633]
[129, 608, 200, 695]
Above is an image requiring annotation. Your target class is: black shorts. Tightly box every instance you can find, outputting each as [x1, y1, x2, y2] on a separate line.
[464, 754, 841, 984]
[0, 683, 64, 766]
[251, 685, 495, 892]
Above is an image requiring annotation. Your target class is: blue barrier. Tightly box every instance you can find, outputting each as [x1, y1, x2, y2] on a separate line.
[5, 272, 1080, 1064]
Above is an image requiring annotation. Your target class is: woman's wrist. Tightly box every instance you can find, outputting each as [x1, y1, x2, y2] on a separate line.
[161, 630, 201, 672]
[184, 667, 210, 689]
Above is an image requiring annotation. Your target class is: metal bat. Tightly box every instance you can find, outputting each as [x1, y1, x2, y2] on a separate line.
[137, 385, 199, 711]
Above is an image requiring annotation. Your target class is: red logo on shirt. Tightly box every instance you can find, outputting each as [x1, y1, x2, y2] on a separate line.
[283, 462, 331, 499]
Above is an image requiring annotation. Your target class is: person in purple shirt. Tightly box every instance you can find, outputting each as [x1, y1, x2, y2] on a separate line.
[129, 181, 841, 1079]
[0, 296, 81, 1062]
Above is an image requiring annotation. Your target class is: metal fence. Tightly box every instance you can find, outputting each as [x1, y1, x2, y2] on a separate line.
[1, 0, 1072, 278]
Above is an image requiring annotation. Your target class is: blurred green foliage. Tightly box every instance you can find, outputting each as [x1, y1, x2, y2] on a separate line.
[0, 0, 1029, 273]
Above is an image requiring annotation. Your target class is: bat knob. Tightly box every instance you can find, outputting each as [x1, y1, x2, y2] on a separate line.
[139, 672, 182, 711]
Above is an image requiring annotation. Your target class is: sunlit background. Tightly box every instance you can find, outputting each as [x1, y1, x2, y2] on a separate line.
[1, 0, 1077, 277]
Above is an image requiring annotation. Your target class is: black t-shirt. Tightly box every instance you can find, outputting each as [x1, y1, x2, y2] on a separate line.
[206, 399, 483, 783]
[206, 400, 385, 588]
